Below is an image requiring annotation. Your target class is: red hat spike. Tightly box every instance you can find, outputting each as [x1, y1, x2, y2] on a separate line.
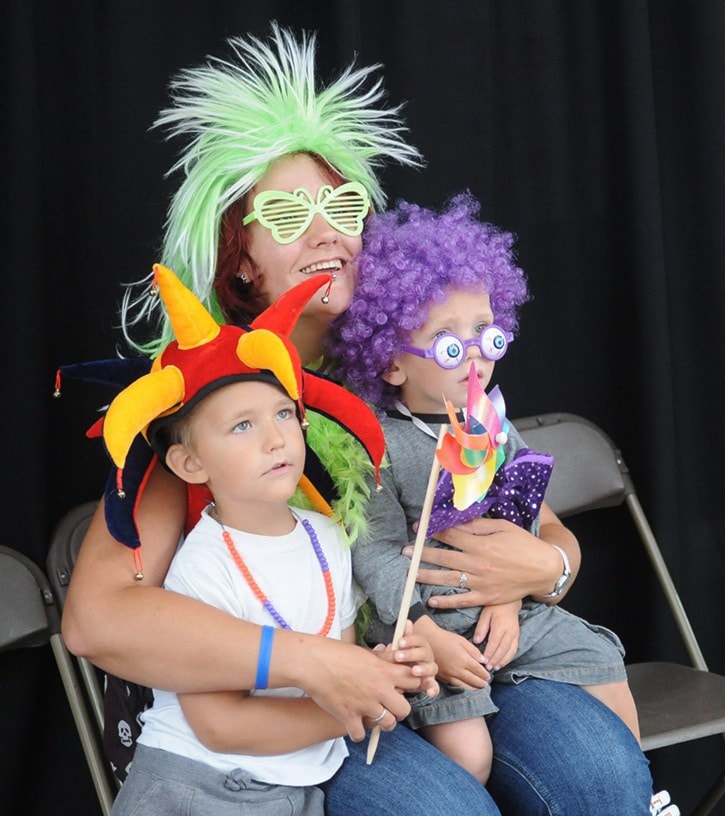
[250, 274, 332, 335]
[301, 370, 386, 486]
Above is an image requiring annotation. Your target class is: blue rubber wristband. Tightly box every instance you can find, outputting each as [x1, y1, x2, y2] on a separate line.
[255, 625, 275, 690]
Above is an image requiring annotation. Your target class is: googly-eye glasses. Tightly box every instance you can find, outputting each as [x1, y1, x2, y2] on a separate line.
[242, 182, 371, 244]
[399, 325, 514, 370]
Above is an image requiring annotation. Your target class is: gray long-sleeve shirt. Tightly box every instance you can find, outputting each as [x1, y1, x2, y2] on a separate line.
[353, 413, 536, 642]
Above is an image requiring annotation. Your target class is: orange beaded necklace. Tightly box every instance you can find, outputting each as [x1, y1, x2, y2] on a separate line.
[212, 506, 336, 637]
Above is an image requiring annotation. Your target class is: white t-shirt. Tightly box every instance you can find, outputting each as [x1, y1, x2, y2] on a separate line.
[138, 506, 361, 786]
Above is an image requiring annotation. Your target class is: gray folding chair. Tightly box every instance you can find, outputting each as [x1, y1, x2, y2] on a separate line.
[516, 412, 725, 816]
[47, 502, 155, 786]
[0, 544, 115, 816]
[46, 501, 105, 733]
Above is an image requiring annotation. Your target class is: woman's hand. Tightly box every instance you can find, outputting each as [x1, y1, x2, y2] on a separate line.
[300, 627, 442, 741]
[403, 504, 580, 609]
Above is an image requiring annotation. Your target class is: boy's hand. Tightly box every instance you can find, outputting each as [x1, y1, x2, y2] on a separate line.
[473, 600, 521, 671]
[372, 620, 440, 698]
[414, 616, 489, 689]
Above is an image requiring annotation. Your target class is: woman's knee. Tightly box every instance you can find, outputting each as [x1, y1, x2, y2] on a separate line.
[582, 680, 641, 742]
[488, 679, 652, 816]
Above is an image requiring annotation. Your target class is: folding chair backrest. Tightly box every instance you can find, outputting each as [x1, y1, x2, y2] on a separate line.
[46, 500, 98, 607]
[515, 412, 710, 670]
[0, 546, 56, 651]
[515, 413, 629, 518]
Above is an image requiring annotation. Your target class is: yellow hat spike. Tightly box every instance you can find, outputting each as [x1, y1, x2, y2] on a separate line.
[103, 365, 186, 470]
[237, 330, 300, 401]
[153, 263, 220, 350]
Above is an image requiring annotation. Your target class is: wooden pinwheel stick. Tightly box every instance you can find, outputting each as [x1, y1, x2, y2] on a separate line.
[366, 424, 447, 765]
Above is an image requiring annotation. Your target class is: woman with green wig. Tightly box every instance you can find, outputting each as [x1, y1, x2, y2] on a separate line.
[63, 25, 653, 816]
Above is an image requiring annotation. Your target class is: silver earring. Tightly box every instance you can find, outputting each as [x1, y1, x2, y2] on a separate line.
[237, 273, 249, 284]
[321, 273, 336, 304]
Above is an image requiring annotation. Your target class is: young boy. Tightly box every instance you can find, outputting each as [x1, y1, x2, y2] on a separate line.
[102, 265, 436, 816]
[328, 195, 645, 789]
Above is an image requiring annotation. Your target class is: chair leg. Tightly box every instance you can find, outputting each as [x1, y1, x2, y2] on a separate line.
[78, 655, 106, 732]
[690, 769, 725, 816]
[50, 635, 116, 815]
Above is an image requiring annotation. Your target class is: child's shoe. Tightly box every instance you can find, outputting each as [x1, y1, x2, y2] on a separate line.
[650, 790, 681, 816]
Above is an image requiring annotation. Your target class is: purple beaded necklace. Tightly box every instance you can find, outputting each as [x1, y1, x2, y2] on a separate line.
[211, 506, 337, 636]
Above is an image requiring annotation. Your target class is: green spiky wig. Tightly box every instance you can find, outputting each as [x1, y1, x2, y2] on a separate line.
[122, 24, 422, 354]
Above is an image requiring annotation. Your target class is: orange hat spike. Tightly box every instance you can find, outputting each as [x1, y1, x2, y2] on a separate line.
[153, 263, 220, 350]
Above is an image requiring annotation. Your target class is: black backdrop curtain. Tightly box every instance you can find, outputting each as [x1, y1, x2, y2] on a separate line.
[2, 1, 723, 813]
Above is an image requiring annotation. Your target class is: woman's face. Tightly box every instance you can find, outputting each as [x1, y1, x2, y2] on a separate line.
[244, 153, 363, 322]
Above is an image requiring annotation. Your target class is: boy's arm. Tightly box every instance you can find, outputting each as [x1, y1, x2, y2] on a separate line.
[179, 623, 441, 754]
[178, 627, 361, 755]
[178, 689, 347, 755]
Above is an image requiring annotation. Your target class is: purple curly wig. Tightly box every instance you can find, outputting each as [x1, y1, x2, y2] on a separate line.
[327, 193, 529, 409]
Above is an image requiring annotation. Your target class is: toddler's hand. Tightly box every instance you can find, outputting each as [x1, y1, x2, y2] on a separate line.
[474, 600, 521, 670]
[415, 617, 489, 689]
[373, 620, 440, 698]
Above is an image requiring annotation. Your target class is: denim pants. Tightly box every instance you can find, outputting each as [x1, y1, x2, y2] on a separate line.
[322, 679, 653, 816]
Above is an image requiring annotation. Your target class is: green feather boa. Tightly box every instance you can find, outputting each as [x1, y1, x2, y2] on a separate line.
[291, 410, 379, 547]
[291, 410, 382, 644]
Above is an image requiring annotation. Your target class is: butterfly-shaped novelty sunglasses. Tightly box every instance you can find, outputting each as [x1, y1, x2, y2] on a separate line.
[400, 325, 514, 370]
[243, 182, 371, 244]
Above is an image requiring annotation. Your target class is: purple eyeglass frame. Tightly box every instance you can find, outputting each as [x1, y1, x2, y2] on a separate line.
[400, 324, 514, 370]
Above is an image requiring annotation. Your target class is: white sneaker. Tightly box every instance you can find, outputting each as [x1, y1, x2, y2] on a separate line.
[650, 790, 681, 816]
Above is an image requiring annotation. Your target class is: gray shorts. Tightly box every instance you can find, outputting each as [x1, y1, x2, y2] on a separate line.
[111, 744, 324, 816]
[406, 600, 627, 729]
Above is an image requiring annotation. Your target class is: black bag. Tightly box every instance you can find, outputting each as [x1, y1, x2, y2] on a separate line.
[103, 674, 154, 782]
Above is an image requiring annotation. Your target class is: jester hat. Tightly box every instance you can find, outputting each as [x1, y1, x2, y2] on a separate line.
[103, 264, 385, 551]
[123, 24, 422, 354]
